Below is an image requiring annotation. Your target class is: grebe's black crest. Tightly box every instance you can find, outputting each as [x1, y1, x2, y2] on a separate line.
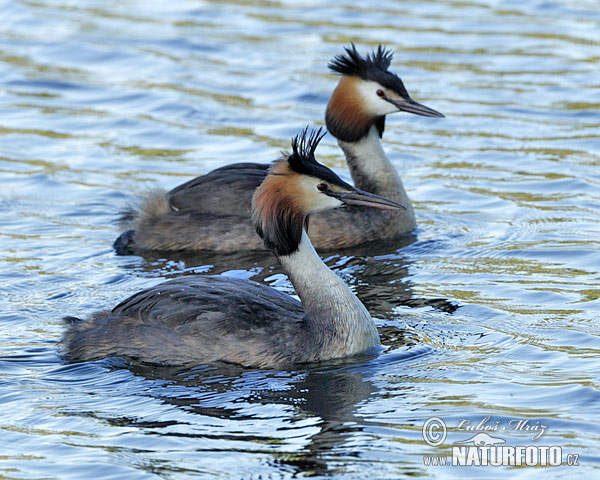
[329, 44, 392, 76]
[288, 127, 352, 190]
[328, 44, 409, 98]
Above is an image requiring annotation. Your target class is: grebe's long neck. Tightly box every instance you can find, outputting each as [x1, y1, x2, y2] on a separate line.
[338, 126, 411, 208]
[278, 230, 380, 357]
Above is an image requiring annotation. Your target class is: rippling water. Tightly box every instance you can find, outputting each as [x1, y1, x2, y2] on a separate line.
[1, 0, 599, 478]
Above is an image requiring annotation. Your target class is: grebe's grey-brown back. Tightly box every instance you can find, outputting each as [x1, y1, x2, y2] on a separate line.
[114, 44, 443, 254]
[63, 129, 404, 368]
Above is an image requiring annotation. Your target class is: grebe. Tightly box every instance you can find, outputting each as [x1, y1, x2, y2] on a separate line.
[63, 129, 404, 368]
[114, 44, 443, 254]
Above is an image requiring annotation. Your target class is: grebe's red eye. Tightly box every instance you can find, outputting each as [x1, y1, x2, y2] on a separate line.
[317, 183, 328, 192]
[376, 89, 385, 97]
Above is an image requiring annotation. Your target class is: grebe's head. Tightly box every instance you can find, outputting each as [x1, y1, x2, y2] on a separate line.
[252, 127, 404, 255]
[325, 44, 444, 142]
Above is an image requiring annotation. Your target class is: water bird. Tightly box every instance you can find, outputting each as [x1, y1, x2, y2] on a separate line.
[63, 129, 404, 368]
[114, 44, 443, 254]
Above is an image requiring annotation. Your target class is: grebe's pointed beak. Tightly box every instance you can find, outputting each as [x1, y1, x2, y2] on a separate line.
[387, 97, 444, 118]
[328, 188, 406, 210]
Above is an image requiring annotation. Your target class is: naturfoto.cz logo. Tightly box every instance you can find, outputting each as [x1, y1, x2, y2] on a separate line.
[422, 416, 580, 467]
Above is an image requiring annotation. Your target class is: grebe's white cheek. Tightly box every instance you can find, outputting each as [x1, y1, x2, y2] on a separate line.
[297, 176, 344, 213]
[356, 80, 398, 116]
[311, 194, 343, 213]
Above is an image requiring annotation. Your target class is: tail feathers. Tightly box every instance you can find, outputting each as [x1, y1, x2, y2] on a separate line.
[138, 188, 170, 222]
[116, 188, 169, 230]
[113, 189, 170, 254]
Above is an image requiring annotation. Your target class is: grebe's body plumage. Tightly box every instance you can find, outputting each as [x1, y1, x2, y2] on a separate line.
[114, 45, 443, 254]
[63, 129, 403, 368]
